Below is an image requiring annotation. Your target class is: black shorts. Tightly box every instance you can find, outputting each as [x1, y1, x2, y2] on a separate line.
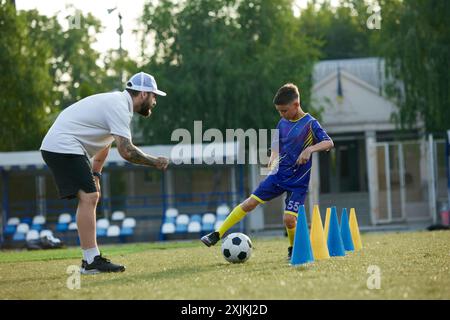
[41, 150, 97, 199]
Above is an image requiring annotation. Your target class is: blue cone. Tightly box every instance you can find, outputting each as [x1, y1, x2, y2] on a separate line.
[340, 208, 354, 251]
[291, 205, 314, 265]
[327, 206, 345, 257]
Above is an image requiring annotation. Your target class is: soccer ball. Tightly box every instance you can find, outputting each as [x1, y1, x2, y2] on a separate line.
[221, 232, 253, 263]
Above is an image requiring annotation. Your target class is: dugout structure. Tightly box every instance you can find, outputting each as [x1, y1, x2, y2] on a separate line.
[0, 142, 247, 244]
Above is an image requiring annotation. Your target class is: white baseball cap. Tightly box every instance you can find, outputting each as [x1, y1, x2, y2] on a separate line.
[125, 72, 167, 96]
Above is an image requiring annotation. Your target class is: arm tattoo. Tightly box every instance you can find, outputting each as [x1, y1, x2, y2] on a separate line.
[114, 135, 158, 167]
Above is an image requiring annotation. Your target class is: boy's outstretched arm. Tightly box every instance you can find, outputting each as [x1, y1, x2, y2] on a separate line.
[268, 150, 279, 169]
[296, 139, 334, 165]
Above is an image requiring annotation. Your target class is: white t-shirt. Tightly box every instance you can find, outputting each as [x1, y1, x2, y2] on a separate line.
[41, 90, 133, 158]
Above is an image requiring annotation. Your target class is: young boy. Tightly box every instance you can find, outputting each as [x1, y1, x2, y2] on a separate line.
[201, 83, 334, 259]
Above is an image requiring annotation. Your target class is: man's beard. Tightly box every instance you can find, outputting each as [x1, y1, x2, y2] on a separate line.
[137, 100, 153, 117]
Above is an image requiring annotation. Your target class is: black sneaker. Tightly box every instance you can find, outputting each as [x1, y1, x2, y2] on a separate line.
[80, 255, 125, 275]
[287, 246, 293, 260]
[200, 231, 220, 247]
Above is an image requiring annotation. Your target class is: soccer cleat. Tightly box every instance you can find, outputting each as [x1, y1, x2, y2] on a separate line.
[80, 255, 126, 275]
[200, 231, 220, 247]
[287, 246, 293, 260]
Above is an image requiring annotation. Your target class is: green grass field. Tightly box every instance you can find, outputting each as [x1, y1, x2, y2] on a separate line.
[1, 231, 449, 300]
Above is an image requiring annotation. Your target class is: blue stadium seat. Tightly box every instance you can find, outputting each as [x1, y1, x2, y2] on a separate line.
[164, 216, 176, 224]
[21, 217, 32, 225]
[5, 225, 16, 235]
[97, 228, 107, 237]
[201, 222, 214, 232]
[120, 227, 134, 237]
[13, 232, 26, 241]
[175, 224, 188, 233]
[31, 224, 43, 232]
[190, 215, 202, 223]
[56, 223, 68, 232]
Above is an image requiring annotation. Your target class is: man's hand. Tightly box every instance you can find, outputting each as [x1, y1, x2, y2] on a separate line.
[155, 157, 170, 171]
[297, 147, 312, 165]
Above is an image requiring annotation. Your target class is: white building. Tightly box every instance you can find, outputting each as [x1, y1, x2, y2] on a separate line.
[309, 58, 444, 228]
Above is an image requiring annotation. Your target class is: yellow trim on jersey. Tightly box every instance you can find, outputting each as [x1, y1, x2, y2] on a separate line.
[284, 211, 298, 217]
[250, 194, 266, 204]
[302, 129, 314, 150]
[289, 112, 309, 122]
[305, 133, 313, 145]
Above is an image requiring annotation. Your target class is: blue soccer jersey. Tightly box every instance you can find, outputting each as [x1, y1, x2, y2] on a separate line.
[273, 113, 331, 190]
[252, 113, 330, 215]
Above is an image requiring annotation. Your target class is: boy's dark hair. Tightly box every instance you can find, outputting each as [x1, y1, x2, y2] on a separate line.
[273, 83, 300, 105]
[126, 86, 141, 97]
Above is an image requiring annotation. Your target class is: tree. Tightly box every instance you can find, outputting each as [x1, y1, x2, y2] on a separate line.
[378, 0, 450, 132]
[298, 0, 375, 60]
[0, 3, 112, 151]
[31, 6, 106, 108]
[0, 1, 55, 151]
[137, 0, 320, 144]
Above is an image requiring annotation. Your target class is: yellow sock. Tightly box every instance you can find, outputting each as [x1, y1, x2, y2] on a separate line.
[286, 227, 296, 247]
[218, 205, 247, 238]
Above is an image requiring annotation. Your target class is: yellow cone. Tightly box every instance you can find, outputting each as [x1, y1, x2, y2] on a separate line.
[310, 205, 330, 260]
[349, 208, 363, 251]
[324, 207, 331, 241]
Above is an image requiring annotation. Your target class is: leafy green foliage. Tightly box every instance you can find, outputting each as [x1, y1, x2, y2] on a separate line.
[1, 0, 448, 151]
[137, 0, 320, 144]
[298, 0, 375, 60]
[0, 2, 54, 151]
[378, 0, 450, 131]
[0, 3, 119, 151]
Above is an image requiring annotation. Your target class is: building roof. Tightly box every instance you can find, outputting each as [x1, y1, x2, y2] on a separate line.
[313, 57, 385, 92]
[0, 142, 240, 171]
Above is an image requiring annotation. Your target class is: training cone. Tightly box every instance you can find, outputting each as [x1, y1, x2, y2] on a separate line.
[327, 207, 345, 257]
[310, 205, 330, 260]
[324, 207, 331, 240]
[340, 208, 354, 251]
[291, 205, 314, 266]
[349, 208, 363, 251]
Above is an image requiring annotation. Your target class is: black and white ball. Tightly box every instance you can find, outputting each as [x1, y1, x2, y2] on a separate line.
[221, 233, 253, 263]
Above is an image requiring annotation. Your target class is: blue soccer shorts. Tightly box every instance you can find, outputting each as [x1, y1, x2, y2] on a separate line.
[250, 174, 307, 217]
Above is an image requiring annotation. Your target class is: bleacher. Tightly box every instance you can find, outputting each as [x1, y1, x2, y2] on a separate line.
[1, 210, 137, 249]
[1, 202, 237, 248]
[159, 204, 234, 241]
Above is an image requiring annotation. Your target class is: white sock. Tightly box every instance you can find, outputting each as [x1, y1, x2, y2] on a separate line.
[82, 247, 100, 264]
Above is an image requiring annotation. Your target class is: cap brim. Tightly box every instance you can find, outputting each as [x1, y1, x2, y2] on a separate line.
[152, 89, 167, 97]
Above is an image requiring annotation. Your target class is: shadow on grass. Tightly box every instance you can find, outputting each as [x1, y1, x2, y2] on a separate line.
[87, 256, 324, 289]
[0, 242, 201, 264]
[87, 262, 226, 288]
